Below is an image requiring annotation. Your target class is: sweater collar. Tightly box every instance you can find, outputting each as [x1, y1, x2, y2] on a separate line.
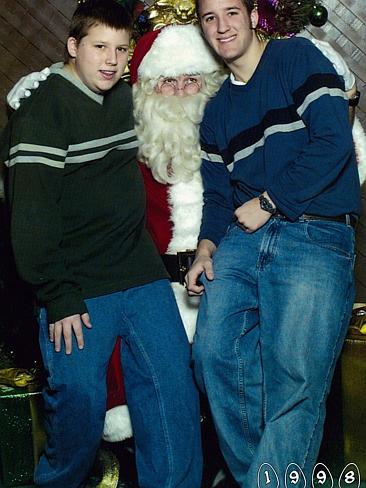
[58, 68, 104, 105]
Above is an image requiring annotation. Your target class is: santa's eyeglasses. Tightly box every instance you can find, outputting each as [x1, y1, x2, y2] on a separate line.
[156, 75, 202, 95]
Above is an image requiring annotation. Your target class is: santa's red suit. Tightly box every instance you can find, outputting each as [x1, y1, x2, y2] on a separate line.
[102, 24, 366, 443]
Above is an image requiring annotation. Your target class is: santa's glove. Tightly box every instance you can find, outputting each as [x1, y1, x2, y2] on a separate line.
[7, 67, 51, 110]
[311, 38, 356, 91]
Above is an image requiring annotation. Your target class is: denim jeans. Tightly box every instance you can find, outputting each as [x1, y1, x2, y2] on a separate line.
[193, 218, 355, 487]
[35, 279, 202, 488]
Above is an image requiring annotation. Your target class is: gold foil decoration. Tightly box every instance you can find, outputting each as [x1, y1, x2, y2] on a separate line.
[255, 29, 284, 42]
[96, 448, 120, 488]
[350, 303, 366, 335]
[146, 0, 197, 30]
[0, 368, 38, 388]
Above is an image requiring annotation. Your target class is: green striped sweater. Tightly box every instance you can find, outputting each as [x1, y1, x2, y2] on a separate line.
[1, 70, 167, 322]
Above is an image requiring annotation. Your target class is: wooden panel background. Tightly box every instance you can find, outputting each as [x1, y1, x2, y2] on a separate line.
[0, 0, 75, 129]
[0, 0, 365, 298]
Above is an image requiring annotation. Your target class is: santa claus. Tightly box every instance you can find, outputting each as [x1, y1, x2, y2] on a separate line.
[132, 24, 225, 338]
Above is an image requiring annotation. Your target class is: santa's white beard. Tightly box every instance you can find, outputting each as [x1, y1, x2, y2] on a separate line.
[133, 88, 209, 184]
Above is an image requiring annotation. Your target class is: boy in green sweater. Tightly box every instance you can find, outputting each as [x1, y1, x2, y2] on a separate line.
[1, 1, 201, 487]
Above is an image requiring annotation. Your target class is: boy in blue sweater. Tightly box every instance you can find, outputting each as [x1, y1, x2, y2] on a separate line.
[186, 0, 361, 485]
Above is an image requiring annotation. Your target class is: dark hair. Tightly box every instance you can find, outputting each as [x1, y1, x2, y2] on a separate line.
[65, 0, 133, 61]
[195, 0, 255, 19]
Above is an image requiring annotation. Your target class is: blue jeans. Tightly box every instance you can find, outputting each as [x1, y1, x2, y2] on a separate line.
[193, 218, 355, 487]
[35, 279, 202, 488]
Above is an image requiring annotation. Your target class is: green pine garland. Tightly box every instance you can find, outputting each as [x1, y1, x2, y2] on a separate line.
[275, 0, 317, 36]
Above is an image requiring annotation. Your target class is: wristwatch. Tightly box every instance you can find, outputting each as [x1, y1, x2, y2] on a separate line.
[259, 194, 276, 215]
[349, 90, 360, 107]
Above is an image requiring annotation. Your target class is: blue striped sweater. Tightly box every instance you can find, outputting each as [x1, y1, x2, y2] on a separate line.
[199, 37, 361, 246]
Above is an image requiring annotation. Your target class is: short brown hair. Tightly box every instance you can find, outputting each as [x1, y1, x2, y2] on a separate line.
[195, 0, 255, 19]
[65, 0, 133, 61]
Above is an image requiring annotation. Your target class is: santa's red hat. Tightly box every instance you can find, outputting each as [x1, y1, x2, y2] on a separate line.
[130, 24, 222, 85]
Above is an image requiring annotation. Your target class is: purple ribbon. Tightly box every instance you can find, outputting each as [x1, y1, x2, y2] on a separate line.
[257, 0, 279, 36]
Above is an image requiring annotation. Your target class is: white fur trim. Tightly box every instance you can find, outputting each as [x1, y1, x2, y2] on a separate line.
[167, 172, 203, 253]
[138, 24, 221, 79]
[166, 173, 203, 342]
[171, 282, 199, 343]
[103, 405, 133, 442]
[353, 116, 366, 185]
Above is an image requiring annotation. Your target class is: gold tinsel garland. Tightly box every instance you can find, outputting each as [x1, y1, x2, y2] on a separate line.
[0, 368, 39, 387]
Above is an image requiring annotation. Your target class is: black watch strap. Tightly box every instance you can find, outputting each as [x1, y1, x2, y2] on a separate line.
[259, 194, 276, 215]
[349, 90, 360, 107]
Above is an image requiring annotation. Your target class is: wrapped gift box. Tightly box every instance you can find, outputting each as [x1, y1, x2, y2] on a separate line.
[0, 373, 45, 487]
[318, 305, 366, 481]
[341, 304, 366, 478]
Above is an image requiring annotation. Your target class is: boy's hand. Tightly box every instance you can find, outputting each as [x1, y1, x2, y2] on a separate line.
[186, 255, 214, 296]
[185, 239, 216, 295]
[234, 197, 272, 232]
[49, 313, 92, 355]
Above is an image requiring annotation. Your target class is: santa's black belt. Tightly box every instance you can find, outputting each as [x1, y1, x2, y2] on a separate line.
[272, 212, 358, 229]
[161, 251, 196, 285]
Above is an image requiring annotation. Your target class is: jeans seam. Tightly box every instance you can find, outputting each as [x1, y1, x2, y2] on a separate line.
[123, 313, 174, 488]
[257, 220, 280, 271]
[235, 316, 256, 454]
[36, 310, 62, 485]
[39, 309, 54, 383]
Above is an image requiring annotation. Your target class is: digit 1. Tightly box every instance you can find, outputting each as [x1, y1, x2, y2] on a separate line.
[265, 470, 271, 484]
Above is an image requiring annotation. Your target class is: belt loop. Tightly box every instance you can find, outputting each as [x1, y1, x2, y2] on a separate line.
[177, 251, 196, 285]
[345, 214, 350, 226]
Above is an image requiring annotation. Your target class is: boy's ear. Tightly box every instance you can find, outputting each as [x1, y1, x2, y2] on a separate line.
[250, 8, 259, 29]
[67, 37, 78, 58]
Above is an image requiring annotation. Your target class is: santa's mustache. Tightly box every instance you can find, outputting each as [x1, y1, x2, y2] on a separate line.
[136, 89, 208, 124]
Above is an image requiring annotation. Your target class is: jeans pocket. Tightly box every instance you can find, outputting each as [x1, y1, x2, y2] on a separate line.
[304, 221, 355, 259]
